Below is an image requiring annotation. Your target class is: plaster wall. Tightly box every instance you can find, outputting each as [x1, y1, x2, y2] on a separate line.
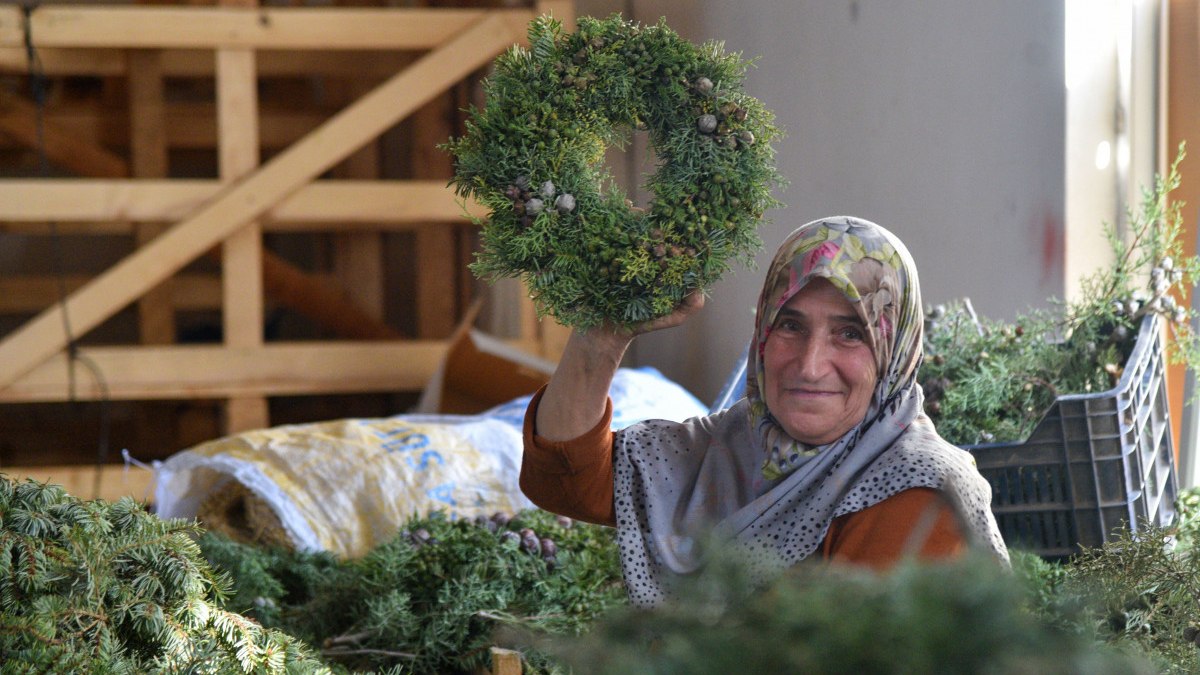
[578, 0, 1067, 403]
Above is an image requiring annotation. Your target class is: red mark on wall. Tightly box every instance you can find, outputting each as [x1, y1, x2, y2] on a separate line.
[1038, 209, 1064, 288]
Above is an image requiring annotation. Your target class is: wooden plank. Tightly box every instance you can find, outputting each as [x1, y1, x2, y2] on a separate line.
[1167, 0, 1200, 454]
[0, 102, 328, 150]
[331, 82, 386, 320]
[0, 13, 520, 390]
[217, 0, 268, 434]
[3, 464, 155, 503]
[416, 224, 459, 338]
[0, 180, 484, 224]
[22, 7, 516, 50]
[0, 47, 413, 78]
[332, 232, 386, 319]
[0, 342, 449, 402]
[0, 274, 222, 314]
[128, 53, 169, 179]
[411, 88, 459, 340]
[489, 647, 523, 675]
[261, 253, 401, 340]
[128, 49, 175, 345]
[0, 6, 21, 47]
[0, 91, 129, 178]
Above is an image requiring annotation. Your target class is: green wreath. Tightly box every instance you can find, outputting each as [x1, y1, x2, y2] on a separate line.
[446, 14, 783, 329]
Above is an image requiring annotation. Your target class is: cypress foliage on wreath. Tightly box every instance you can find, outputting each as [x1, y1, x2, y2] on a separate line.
[0, 474, 328, 674]
[446, 14, 784, 329]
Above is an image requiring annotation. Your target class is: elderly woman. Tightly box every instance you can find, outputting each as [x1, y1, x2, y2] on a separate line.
[520, 216, 1009, 606]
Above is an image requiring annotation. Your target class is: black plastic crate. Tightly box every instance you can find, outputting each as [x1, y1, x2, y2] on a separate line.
[966, 314, 1179, 559]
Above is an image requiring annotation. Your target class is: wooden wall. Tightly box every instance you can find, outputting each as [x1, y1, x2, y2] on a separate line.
[0, 0, 573, 499]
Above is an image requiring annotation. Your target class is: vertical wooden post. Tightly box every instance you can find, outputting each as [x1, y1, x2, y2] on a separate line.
[412, 93, 459, 339]
[128, 49, 175, 345]
[489, 647, 522, 675]
[218, 0, 268, 433]
[1167, 0, 1200, 463]
[331, 79, 386, 321]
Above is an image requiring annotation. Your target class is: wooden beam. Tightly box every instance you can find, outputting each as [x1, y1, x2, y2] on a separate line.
[0, 180, 484, 224]
[330, 77, 387, 320]
[0, 102, 329, 150]
[218, 0, 268, 433]
[0, 274, 222, 314]
[489, 648, 523, 675]
[1167, 0, 1200, 453]
[19, 6, 525, 51]
[2, 464, 155, 503]
[0, 12, 520, 390]
[128, 49, 175, 346]
[0, 91, 129, 178]
[0, 7, 21, 47]
[261, 254, 401, 340]
[0, 47, 414, 78]
[0, 342, 448, 402]
[412, 87, 458, 340]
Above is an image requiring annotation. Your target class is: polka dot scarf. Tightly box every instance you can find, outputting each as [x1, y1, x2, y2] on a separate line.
[611, 217, 1008, 607]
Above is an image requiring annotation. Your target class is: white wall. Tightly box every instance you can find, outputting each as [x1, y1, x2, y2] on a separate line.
[577, 0, 1066, 403]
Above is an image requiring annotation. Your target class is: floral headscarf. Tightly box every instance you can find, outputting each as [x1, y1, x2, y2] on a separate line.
[747, 216, 924, 480]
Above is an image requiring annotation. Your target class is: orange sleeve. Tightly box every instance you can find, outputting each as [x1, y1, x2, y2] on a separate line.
[519, 385, 618, 526]
[821, 487, 966, 569]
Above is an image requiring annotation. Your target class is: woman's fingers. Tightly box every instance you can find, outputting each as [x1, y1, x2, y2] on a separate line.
[632, 291, 706, 335]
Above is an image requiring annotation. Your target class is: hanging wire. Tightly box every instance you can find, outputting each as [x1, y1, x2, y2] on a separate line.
[22, 3, 114, 500]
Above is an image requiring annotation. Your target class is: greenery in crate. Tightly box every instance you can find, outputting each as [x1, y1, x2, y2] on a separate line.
[1013, 486, 1200, 674]
[198, 509, 625, 675]
[921, 145, 1200, 446]
[0, 474, 329, 674]
[446, 14, 783, 330]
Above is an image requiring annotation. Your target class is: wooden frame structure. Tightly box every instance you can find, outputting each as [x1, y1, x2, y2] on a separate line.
[1167, 0, 1200, 471]
[0, 3, 573, 437]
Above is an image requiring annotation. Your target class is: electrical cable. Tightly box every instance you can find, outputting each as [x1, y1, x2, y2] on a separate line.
[22, 3, 114, 500]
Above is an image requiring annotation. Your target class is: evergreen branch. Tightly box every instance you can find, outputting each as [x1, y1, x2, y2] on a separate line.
[321, 646, 417, 660]
[324, 629, 374, 647]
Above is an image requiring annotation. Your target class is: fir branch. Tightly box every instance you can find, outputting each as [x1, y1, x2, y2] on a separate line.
[322, 647, 417, 660]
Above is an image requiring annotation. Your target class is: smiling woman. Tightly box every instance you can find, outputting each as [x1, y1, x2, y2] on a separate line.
[520, 216, 1010, 607]
[761, 278, 878, 447]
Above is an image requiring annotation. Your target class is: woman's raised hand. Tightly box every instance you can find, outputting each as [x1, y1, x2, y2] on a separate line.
[536, 291, 706, 442]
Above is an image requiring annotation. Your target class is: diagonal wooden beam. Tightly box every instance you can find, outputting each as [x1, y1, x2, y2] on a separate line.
[0, 12, 525, 390]
[0, 90, 129, 178]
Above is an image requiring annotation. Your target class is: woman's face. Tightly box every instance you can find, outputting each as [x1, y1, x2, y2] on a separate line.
[762, 277, 879, 445]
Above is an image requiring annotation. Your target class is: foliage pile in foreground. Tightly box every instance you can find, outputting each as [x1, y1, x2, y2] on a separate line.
[549, 548, 1155, 674]
[0, 474, 329, 674]
[8, 468, 1200, 674]
[922, 145, 1200, 446]
[200, 509, 624, 674]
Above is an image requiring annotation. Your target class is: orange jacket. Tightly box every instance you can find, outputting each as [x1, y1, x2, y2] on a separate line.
[520, 387, 966, 569]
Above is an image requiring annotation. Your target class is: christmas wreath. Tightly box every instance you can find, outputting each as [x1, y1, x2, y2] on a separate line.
[447, 14, 783, 329]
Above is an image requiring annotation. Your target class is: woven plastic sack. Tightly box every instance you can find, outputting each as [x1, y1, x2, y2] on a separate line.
[155, 367, 707, 558]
